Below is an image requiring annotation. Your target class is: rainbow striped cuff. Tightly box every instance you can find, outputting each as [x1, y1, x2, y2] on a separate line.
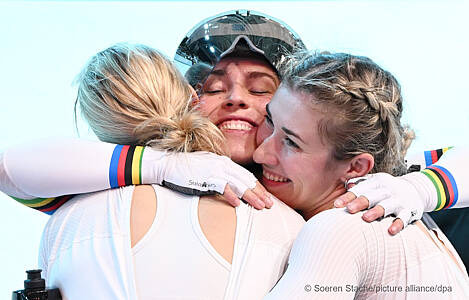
[109, 145, 145, 188]
[421, 165, 459, 211]
[424, 147, 453, 167]
[11, 195, 73, 215]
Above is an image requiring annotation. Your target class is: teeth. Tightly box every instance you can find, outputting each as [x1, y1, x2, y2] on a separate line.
[263, 170, 289, 182]
[219, 120, 253, 131]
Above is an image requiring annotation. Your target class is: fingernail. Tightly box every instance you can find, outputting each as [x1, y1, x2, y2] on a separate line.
[363, 212, 373, 221]
[258, 199, 265, 209]
[334, 199, 344, 207]
[347, 203, 357, 211]
[389, 226, 397, 235]
[266, 195, 274, 207]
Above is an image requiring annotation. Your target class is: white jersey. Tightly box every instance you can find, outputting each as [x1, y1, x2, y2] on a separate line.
[39, 184, 305, 300]
[265, 208, 469, 300]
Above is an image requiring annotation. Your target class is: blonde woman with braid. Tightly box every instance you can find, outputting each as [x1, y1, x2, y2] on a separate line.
[254, 52, 469, 299]
[34, 43, 304, 299]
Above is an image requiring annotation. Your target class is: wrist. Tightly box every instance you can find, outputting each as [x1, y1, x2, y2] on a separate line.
[140, 147, 167, 185]
[419, 165, 458, 211]
[402, 171, 438, 212]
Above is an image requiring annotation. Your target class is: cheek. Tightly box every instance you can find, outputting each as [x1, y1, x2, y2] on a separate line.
[255, 98, 270, 114]
[198, 95, 221, 118]
[256, 121, 273, 147]
[285, 155, 320, 187]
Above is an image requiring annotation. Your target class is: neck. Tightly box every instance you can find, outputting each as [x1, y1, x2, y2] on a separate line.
[300, 184, 347, 221]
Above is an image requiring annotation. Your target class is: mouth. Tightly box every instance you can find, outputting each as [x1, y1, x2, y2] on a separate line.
[262, 169, 291, 186]
[217, 118, 256, 133]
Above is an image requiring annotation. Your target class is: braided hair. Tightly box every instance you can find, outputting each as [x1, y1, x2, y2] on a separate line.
[280, 51, 414, 176]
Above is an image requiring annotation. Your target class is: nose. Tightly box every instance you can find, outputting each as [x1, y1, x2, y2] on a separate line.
[253, 133, 278, 166]
[223, 84, 248, 109]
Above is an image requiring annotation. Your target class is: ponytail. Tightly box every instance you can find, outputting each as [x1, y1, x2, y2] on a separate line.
[76, 43, 227, 156]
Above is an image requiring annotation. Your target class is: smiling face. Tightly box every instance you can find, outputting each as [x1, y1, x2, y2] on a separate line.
[198, 57, 280, 165]
[253, 84, 350, 218]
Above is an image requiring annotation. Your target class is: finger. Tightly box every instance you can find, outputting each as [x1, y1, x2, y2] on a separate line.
[252, 181, 273, 208]
[362, 205, 385, 222]
[388, 218, 404, 235]
[225, 177, 248, 198]
[348, 186, 391, 209]
[222, 185, 240, 207]
[394, 209, 412, 228]
[333, 192, 357, 208]
[378, 199, 400, 218]
[346, 196, 370, 213]
[242, 189, 265, 210]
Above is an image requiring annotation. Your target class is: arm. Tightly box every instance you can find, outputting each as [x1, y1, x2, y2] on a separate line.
[335, 146, 469, 233]
[0, 151, 72, 214]
[265, 210, 365, 300]
[0, 138, 271, 214]
[405, 147, 453, 172]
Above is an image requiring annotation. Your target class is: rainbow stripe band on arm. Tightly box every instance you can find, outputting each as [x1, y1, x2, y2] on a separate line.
[424, 147, 453, 167]
[421, 165, 459, 211]
[11, 195, 74, 215]
[109, 145, 145, 188]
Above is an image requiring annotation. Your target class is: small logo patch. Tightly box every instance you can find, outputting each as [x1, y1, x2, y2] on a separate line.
[189, 180, 216, 189]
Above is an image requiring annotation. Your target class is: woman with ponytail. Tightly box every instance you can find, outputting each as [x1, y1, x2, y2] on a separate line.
[36, 43, 305, 299]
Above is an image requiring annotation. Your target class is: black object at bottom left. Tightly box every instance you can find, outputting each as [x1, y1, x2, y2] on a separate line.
[12, 269, 61, 300]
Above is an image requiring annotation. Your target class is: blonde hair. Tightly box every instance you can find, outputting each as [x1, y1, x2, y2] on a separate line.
[280, 51, 414, 176]
[75, 43, 226, 155]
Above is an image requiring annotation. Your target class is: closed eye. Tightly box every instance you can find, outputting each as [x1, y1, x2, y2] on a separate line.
[204, 89, 223, 94]
[251, 90, 269, 95]
[283, 136, 300, 149]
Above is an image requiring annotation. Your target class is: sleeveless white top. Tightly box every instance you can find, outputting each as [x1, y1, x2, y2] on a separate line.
[39, 185, 305, 299]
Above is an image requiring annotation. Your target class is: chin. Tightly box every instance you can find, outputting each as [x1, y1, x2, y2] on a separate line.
[226, 140, 256, 166]
[230, 151, 255, 166]
[264, 185, 296, 209]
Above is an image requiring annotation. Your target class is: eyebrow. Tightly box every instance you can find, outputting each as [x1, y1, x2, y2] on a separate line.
[282, 127, 305, 143]
[209, 69, 225, 76]
[266, 104, 305, 143]
[208, 69, 278, 84]
[248, 71, 279, 85]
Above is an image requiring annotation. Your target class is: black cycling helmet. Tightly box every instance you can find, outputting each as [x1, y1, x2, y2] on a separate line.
[174, 9, 306, 76]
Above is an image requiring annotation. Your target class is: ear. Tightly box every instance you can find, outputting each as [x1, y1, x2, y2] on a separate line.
[189, 86, 200, 108]
[340, 153, 374, 182]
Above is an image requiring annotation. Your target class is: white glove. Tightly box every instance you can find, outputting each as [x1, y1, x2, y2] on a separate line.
[347, 172, 436, 227]
[143, 150, 257, 198]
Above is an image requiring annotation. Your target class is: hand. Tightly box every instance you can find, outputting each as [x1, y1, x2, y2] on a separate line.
[222, 181, 273, 210]
[154, 151, 273, 209]
[333, 173, 425, 235]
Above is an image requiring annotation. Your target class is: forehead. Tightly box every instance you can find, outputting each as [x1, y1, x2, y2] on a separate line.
[269, 85, 327, 144]
[211, 57, 278, 78]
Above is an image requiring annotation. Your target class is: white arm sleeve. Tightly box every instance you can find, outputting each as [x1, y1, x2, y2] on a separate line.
[1, 138, 258, 204]
[265, 209, 367, 300]
[406, 147, 469, 210]
[0, 151, 35, 199]
[2, 138, 117, 198]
